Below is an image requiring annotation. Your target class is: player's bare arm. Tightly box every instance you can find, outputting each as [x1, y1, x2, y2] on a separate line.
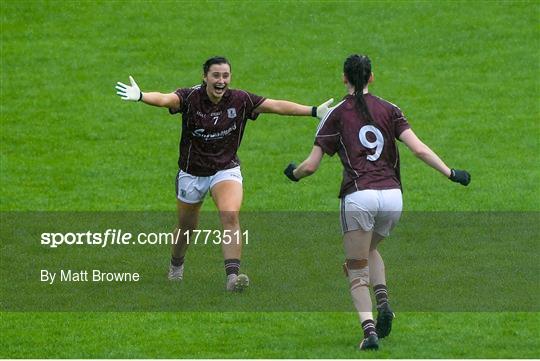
[399, 128, 471, 185]
[255, 98, 335, 118]
[399, 129, 451, 177]
[255, 99, 312, 116]
[284, 146, 324, 182]
[141, 92, 180, 108]
[294, 146, 324, 178]
[115, 76, 180, 108]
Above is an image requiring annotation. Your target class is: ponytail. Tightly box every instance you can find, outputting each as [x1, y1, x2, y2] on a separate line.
[344, 55, 374, 124]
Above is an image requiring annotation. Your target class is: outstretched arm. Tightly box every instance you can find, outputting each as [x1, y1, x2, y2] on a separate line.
[256, 99, 312, 116]
[255, 98, 335, 119]
[141, 92, 180, 108]
[284, 146, 324, 182]
[115, 76, 180, 109]
[399, 129, 470, 185]
[399, 129, 451, 177]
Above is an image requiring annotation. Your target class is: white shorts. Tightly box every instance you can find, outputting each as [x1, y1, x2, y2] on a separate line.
[175, 166, 243, 204]
[340, 189, 403, 237]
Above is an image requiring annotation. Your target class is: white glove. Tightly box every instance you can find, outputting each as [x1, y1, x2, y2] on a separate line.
[115, 76, 142, 101]
[316, 98, 334, 119]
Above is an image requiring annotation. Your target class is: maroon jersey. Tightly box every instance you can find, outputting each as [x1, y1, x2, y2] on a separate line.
[315, 93, 411, 198]
[169, 85, 266, 176]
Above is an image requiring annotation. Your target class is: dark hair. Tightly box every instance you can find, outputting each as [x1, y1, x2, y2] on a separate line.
[343, 54, 373, 123]
[203, 56, 231, 75]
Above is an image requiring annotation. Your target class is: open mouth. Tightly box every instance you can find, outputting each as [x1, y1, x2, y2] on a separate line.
[214, 84, 226, 94]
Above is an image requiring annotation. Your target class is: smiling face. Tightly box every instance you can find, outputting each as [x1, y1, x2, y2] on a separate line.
[204, 63, 231, 104]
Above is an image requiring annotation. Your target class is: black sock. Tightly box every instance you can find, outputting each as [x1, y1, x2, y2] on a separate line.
[361, 319, 377, 338]
[224, 258, 240, 276]
[171, 256, 184, 267]
[374, 284, 389, 309]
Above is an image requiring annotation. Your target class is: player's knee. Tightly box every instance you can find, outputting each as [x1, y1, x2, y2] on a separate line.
[177, 217, 199, 231]
[344, 258, 369, 291]
[177, 208, 200, 230]
[219, 210, 240, 228]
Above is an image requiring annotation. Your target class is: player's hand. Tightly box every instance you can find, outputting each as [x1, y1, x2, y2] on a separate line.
[284, 163, 299, 182]
[115, 76, 142, 101]
[316, 98, 334, 119]
[449, 169, 471, 186]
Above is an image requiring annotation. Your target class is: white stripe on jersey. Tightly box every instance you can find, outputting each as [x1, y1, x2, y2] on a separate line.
[339, 137, 360, 178]
[186, 86, 200, 98]
[371, 94, 407, 121]
[371, 94, 401, 111]
[237, 89, 254, 107]
[184, 85, 201, 115]
[185, 143, 193, 173]
[316, 133, 340, 137]
[238, 89, 264, 108]
[393, 143, 399, 168]
[237, 107, 246, 148]
[315, 99, 346, 136]
[237, 89, 266, 111]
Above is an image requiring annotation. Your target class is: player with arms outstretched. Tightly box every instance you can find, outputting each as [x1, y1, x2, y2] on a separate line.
[284, 54, 470, 349]
[116, 56, 332, 292]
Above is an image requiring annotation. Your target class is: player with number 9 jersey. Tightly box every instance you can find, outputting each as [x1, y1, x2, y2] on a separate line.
[284, 54, 470, 351]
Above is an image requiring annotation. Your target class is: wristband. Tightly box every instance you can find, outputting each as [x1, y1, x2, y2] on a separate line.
[311, 106, 317, 117]
[288, 169, 299, 182]
[284, 163, 299, 182]
[138, 92, 143, 102]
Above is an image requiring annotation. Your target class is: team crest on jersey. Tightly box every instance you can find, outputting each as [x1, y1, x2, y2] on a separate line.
[227, 108, 237, 118]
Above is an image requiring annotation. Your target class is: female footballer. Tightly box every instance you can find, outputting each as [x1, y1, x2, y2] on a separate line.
[116, 56, 333, 292]
[284, 54, 470, 350]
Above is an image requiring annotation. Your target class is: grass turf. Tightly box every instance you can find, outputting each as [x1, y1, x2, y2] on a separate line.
[1, 0, 539, 358]
[2, 312, 539, 359]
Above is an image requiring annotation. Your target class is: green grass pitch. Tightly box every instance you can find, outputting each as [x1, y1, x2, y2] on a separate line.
[1, 0, 539, 358]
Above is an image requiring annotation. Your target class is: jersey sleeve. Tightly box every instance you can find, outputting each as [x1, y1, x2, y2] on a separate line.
[242, 91, 266, 120]
[314, 112, 341, 156]
[169, 88, 195, 115]
[392, 106, 411, 139]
